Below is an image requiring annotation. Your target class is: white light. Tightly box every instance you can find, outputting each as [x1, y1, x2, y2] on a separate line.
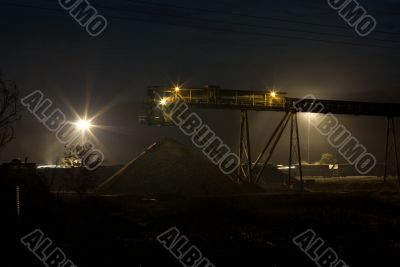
[277, 165, 296, 170]
[305, 112, 317, 119]
[76, 119, 91, 131]
[37, 165, 64, 169]
[159, 98, 168, 106]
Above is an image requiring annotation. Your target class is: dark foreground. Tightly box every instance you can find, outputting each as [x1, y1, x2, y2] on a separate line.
[4, 185, 400, 267]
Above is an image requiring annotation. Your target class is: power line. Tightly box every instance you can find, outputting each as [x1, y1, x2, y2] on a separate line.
[110, 14, 396, 49]
[0, 1, 398, 50]
[92, 2, 400, 44]
[124, 0, 400, 37]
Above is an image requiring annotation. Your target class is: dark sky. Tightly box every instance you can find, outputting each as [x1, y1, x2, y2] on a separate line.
[0, 0, 399, 165]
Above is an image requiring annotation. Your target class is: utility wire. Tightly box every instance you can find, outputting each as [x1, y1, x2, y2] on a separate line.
[95, 2, 400, 44]
[124, 0, 400, 37]
[0, 1, 398, 50]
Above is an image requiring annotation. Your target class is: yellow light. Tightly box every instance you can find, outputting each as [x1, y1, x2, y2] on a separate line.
[270, 91, 277, 98]
[75, 119, 92, 131]
[174, 86, 180, 92]
[159, 97, 168, 106]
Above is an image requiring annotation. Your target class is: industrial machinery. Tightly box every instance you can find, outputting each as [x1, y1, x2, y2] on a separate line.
[140, 85, 400, 187]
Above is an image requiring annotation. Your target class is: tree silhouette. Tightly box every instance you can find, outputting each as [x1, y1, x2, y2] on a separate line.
[0, 75, 21, 149]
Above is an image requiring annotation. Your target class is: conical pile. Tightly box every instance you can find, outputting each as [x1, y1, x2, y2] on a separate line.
[96, 139, 243, 196]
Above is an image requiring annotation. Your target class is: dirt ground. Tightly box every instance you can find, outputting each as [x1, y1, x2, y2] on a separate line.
[4, 176, 400, 267]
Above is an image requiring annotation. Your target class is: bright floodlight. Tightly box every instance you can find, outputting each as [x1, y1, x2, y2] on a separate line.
[159, 97, 168, 106]
[270, 91, 277, 98]
[305, 112, 317, 119]
[174, 86, 180, 92]
[76, 119, 91, 131]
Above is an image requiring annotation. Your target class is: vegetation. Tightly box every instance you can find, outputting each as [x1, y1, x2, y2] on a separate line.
[0, 75, 20, 149]
[319, 152, 337, 164]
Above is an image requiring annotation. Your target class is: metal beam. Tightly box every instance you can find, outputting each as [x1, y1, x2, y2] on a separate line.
[391, 118, 400, 187]
[245, 110, 253, 183]
[253, 112, 290, 170]
[295, 113, 304, 190]
[288, 113, 294, 187]
[255, 113, 292, 184]
[383, 117, 391, 183]
[238, 111, 245, 178]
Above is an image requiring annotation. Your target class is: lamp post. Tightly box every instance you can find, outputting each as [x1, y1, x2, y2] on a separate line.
[307, 114, 311, 163]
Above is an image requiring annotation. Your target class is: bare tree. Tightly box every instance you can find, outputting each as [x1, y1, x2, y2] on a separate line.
[0, 74, 21, 148]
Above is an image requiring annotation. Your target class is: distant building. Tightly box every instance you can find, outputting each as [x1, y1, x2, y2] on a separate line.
[1, 158, 37, 178]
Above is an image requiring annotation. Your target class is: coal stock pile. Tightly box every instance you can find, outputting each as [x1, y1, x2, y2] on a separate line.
[96, 139, 248, 197]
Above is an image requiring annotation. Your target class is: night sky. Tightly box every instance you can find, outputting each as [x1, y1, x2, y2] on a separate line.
[0, 0, 399, 166]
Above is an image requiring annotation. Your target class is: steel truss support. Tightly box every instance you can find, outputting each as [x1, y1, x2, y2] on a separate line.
[288, 114, 294, 187]
[253, 112, 291, 184]
[238, 110, 253, 183]
[383, 117, 400, 186]
[237, 111, 304, 188]
[287, 113, 304, 189]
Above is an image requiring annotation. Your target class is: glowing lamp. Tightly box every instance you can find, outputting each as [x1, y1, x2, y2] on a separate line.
[159, 98, 168, 106]
[75, 119, 92, 131]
